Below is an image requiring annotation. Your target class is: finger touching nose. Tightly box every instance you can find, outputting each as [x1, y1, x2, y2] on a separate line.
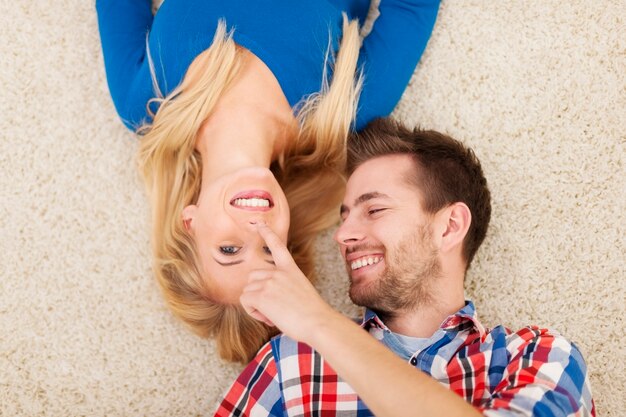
[245, 215, 268, 230]
[255, 222, 292, 268]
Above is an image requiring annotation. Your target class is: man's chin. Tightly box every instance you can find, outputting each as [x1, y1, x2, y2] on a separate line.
[347, 260, 386, 306]
[348, 281, 378, 308]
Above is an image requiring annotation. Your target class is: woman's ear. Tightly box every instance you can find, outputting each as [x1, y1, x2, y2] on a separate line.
[439, 202, 471, 254]
[182, 205, 198, 232]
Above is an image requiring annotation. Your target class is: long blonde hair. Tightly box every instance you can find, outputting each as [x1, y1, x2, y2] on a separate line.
[137, 17, 362, 363]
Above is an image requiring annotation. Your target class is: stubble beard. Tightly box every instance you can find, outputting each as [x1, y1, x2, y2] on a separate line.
[348, 224, 441, 320]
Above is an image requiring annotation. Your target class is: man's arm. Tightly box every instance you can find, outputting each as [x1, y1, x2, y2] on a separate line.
[241, 223, 482, 417]
[213, 341, 284, 417]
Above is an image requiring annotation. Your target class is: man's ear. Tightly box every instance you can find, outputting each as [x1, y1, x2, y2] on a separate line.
[439, 202, 471, 254]
[182, 205, 198, 233]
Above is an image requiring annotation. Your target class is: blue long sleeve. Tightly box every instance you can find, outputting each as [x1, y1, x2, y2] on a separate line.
[96, 0, 439, 132]
[355, 0, 440, 130]
[96, 0, 154, 130]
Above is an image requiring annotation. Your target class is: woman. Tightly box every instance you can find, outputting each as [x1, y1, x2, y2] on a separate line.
[96, 0, 440, 363]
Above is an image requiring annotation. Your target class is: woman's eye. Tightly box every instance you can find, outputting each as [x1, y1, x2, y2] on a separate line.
[219, 246, 241, 255]
[263, 246, 272, 255]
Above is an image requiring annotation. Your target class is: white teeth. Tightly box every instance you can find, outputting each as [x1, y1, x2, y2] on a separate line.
[233, 198, 270, 208]
[350, 256, 383, 270]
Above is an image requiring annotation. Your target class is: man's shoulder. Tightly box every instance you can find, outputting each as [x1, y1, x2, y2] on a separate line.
[268, 333, 343, 378]
[267, 316, 362, 360]
[485, 324, 572, 345]
[479, 324, 587, 365]
[269, 333, 320, 361]
[469, 324, 594, 415]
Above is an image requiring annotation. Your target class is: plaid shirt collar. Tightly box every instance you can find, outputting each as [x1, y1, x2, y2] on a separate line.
[360, 300, 486, 338]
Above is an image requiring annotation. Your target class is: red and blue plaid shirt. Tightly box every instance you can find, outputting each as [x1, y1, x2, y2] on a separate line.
[214, 301, 595, 416]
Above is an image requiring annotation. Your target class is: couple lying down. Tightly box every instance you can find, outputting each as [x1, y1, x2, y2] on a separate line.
[96, 1, 594, 415]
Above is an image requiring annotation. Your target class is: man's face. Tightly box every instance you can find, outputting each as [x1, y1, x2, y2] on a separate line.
[334, 154, 441, 316]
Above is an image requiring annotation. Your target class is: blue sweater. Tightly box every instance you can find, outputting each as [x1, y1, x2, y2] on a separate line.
[96, 0, 439, 131]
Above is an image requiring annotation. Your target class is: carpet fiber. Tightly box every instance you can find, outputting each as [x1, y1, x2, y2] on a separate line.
[1, 1, 624, 415]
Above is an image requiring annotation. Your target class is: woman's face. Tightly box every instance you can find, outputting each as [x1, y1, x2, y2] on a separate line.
[182, 167, 289, 304]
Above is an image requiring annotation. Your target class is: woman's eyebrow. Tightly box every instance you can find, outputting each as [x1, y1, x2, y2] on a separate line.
[213, 259, 276, 266]
[213, 258, 244, 267]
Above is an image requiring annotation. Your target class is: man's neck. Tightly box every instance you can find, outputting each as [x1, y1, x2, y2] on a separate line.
[381, 286, 466, 338]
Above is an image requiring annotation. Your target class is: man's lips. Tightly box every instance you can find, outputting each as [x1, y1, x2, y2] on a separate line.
[346, 252, 385, 271]
[230, 190, 274, 211]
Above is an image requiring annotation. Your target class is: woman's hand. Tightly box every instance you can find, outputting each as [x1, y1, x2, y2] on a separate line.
[240, 223, 338, 345]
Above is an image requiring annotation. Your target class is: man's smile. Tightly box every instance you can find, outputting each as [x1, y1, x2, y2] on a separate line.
[350, 255, 384, 271]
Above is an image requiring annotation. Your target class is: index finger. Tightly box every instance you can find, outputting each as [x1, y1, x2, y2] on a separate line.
[256, 222, 294, 269]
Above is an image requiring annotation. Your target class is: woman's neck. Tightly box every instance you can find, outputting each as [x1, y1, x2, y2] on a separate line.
[195, 48, 297, 184]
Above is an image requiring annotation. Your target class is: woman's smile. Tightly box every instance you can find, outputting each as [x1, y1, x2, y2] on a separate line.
[230, 190, 274, 211]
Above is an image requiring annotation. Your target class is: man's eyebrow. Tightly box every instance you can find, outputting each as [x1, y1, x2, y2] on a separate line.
[340, 191, 390, 216]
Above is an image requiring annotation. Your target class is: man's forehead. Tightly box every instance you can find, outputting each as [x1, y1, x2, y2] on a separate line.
[343, 155, 419, 208]
[347, 154, 415, 188]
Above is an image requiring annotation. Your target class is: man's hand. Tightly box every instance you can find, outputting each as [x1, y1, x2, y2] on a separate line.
[240, 223, 336, 345]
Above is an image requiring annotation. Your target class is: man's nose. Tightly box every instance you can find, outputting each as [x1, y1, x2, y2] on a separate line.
[333, 216, 364, 245]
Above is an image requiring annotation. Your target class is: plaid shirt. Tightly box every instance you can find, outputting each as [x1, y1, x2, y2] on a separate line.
[214, 301, 595, 416]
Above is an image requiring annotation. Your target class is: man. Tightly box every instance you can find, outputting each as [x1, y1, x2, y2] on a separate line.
[214, 118, 595, 416]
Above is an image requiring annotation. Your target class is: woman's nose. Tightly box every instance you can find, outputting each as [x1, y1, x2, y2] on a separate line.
[242, 220, 258, 234]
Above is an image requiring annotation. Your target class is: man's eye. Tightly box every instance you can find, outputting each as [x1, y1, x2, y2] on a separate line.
[263, 246, 272, 255]
[219, 246, 241, 255]
[368, 208, 386, 215]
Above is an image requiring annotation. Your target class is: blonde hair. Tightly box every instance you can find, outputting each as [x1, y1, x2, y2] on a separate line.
[137, 17, 362, 363]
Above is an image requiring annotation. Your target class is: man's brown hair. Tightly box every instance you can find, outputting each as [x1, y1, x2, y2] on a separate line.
[347, 118, 491, 268]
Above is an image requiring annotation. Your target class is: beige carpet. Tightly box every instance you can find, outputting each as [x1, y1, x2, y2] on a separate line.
[1, 1, 624, 415]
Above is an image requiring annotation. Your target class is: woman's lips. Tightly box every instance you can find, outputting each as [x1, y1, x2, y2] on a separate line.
[230, 190, 274, 211]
